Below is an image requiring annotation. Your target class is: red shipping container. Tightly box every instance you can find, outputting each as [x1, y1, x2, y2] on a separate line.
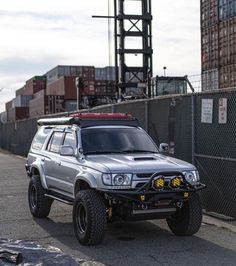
[8, 107, 29, 122]
[46, 76, 77, 100]
[29, 95, 65, 117]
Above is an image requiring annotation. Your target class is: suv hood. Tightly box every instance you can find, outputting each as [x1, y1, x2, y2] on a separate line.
[86, 153, 195, 173]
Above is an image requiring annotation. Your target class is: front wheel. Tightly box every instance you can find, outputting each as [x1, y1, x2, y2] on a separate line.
[73, 190, 106, 246]
[166, 192, 202, 236]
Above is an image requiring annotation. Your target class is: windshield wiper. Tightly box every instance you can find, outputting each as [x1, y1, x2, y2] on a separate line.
[121, 149, 157, 154]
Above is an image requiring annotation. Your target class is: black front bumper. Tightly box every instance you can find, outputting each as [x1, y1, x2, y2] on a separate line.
[97, 183, 206, 203]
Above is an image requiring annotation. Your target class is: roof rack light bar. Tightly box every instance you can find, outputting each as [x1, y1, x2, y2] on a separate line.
[37, 117, 74, 126]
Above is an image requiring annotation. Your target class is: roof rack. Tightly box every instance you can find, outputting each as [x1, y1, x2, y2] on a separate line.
[37, 113, 140, 128]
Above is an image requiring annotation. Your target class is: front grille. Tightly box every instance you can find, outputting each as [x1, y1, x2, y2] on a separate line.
[136, 173, 154, 178]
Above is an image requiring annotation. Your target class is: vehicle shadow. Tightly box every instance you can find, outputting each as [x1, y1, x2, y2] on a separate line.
[34, 215, 236, 266]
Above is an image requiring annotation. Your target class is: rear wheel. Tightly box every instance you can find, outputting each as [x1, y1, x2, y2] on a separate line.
[73, 190, 106, 245]
[28, 175, 53, 218]
[166, 192, 202, 236]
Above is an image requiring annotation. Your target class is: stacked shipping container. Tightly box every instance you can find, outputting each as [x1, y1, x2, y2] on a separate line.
[4, 65, 117, 121]
[201, 0, 236, 90]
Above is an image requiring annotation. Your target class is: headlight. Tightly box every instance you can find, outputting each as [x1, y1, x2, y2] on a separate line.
[183, 170, 200, 185]
[113, 174, 131, 186]
[102, 173, 132, 188]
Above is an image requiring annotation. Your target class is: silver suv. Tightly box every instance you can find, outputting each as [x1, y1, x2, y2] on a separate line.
[26, 113, 205, 245]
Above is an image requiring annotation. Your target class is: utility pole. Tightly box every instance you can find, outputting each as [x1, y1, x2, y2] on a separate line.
[75, 77, 83, 110]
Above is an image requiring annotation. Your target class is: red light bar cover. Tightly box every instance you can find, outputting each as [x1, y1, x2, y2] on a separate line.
[70, 113, 133, 119]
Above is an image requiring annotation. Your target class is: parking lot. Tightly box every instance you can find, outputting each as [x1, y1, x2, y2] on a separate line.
[0, 151, 236, 266]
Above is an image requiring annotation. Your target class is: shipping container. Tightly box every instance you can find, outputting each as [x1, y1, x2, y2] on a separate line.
[5, 100, 13, 111]
[12, 95, 33, 108]
[46, 76, 77, 99]
[219, 63, 236, 88]
[16, 76, 46, 96]
[201, 25, 219, 71]
[218, 0, 236, 21]
[45, 65, 94, 85]
[201, 0, 236, 90]
[29, 95, 65, 118]
[8, 107, 29, 122]
[95, 67, 116, 81]
[202, 69, 219, 91]
[201, 0, 218, 28]
[65, 100, 77, 112]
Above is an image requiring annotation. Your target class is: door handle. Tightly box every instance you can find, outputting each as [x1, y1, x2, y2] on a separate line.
[42, 158, 45, 162]
[55, 161, 61, 166]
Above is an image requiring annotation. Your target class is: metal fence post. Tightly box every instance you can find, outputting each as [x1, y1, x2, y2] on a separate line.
[191, 94, 195, 165]
[145, 101, 149, 132]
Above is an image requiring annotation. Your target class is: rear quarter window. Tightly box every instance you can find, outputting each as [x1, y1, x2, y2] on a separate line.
[31, 127, 52, 150]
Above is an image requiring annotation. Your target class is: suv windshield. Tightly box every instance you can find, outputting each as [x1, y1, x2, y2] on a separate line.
[81, 127, 158, 155]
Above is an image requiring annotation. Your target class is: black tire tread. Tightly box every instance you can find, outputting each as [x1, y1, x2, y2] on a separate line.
[167, 192, 202, 236]
[28, 175, 53, 218]
[73, 190, 106, 245]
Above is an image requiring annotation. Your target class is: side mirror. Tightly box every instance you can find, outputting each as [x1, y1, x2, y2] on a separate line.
[60, 146, 75, 156]
[159, 143, 169, 153]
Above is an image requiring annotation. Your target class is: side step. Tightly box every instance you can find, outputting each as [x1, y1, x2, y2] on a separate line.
[45, 193, 74, 205]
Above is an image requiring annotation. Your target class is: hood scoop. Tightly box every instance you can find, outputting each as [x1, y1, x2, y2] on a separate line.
[133, 157, 156, 161]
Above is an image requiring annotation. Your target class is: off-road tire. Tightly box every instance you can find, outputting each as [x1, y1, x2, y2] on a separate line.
[28, 175, 53, 218]
[73, 190, 106, 246]
[166, 192, 202, 236]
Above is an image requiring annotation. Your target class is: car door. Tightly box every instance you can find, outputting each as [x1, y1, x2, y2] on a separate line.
[43, 130, 65, 191]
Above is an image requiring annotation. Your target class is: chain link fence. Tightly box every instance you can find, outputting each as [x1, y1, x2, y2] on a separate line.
[0, 90, 235, 218]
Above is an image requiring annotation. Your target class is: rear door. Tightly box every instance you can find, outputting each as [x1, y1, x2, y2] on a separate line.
[43, 131, 65, 191]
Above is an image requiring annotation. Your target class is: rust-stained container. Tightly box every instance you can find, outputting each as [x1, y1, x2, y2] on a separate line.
[201, 25, 219, 71]
[8, 107, 29, 122]
[83, 80, 95, 96]
[46, 76, 77, 99]
[201, 0, 236, 90]
[29, 95, 65, 117]
[219, 63, 236, 88]
[201, 0, 218, 29]
[16, 76, 46, 96]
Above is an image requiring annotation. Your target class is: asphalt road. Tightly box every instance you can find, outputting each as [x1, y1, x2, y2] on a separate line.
[0, 152, 236, 266]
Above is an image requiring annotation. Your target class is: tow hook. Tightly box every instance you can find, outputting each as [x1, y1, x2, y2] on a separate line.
[141, 204, 148, 210]
[176, 202, 183, 208]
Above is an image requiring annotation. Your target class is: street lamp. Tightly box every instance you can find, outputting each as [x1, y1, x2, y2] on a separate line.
[163, 66, 167, 77]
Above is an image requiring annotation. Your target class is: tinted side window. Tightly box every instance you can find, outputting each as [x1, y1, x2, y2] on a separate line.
[31, 127, 52, 150]
[63, 133, 77, 150]
[48, 132, 64, 153]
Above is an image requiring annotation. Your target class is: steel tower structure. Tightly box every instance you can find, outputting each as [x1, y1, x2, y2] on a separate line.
[114, 0, 153, 97]
[93, 0, 153, 98]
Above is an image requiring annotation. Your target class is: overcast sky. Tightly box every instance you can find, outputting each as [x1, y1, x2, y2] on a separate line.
[0, 0, 201, 112]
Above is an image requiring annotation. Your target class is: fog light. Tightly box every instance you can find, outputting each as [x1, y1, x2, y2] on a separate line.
[184, 192, 189, 198]
[140, 195, 145, 201]
[170, 176, 182, 188]
[153, 176, 165, 189]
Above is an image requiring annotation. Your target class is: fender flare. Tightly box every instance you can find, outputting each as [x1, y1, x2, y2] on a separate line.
[30, 161, 48, 189]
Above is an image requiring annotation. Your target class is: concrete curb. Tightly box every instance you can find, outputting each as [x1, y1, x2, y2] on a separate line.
[203, 215, 236, 233]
